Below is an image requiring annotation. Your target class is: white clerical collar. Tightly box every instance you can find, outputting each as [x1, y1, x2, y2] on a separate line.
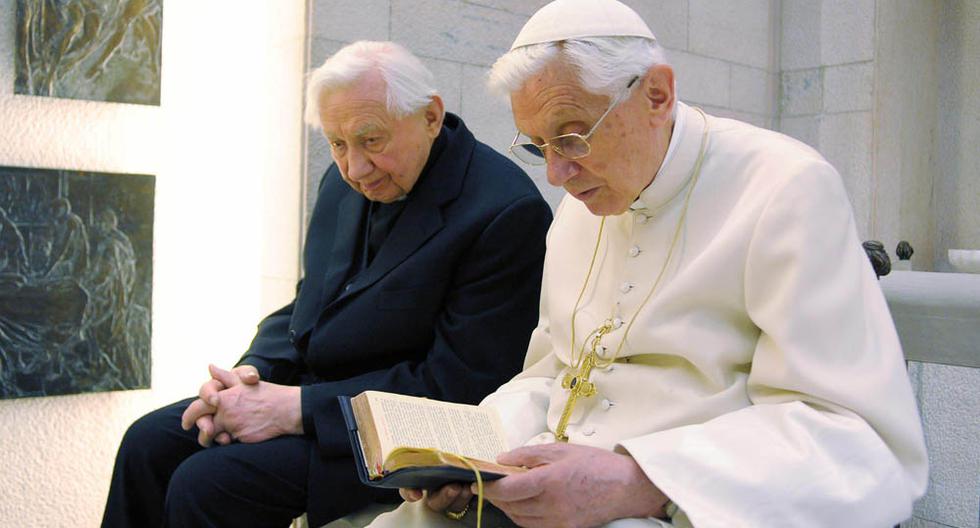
[629, 102, 706, 216]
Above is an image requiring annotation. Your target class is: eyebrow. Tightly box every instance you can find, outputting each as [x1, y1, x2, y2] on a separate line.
[518, 117, 588, 141]
[353, 124, 385, 137]
[325, 123, 386, 142]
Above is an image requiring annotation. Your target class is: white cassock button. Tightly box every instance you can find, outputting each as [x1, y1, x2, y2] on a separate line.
[635, 214, 649, 224]
[600, 399, 613, 410]
[628, 246, 641, 257]
[619, 282, 633, 293]
[612, 317, 623, 329]
[582, 425, 596, 436]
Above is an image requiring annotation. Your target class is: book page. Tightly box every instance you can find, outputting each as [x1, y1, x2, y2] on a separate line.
[366, 391, 508, 463]
[351, 394, 384, 478]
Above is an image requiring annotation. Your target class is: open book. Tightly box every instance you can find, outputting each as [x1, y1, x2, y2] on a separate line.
[339, 391, 525, 489]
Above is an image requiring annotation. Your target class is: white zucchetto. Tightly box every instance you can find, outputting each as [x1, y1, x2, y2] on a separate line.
[510, 0, 656, 50]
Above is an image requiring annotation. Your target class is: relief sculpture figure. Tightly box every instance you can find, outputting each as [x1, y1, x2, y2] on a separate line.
[15, 0, 163, 105]
[0, 168, 153, 398]
[44, 197, 89, 280]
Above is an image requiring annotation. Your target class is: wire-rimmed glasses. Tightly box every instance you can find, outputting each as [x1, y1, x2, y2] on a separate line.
[508, 76, 640, 166]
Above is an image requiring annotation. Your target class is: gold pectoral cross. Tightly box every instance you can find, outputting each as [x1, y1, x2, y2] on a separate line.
[555, 322, 612, 442]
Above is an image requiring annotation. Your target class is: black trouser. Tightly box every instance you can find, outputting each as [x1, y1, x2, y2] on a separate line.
[101, 398, 385, 528]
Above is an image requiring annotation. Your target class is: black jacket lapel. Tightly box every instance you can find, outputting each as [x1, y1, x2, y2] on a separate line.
[331, 113, 475, 301]
[318, 190, 367, 306]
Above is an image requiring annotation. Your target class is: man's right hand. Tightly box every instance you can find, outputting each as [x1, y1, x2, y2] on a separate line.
[400, 484, 473, 519]
[180, 364, 260, 447]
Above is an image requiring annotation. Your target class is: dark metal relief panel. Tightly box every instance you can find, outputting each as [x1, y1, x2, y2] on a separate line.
[14, 0, 163, 106]
[0, 167, 154, 399]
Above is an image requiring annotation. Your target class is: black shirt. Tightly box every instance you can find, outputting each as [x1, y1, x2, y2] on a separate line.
[355, 125, 449, 272]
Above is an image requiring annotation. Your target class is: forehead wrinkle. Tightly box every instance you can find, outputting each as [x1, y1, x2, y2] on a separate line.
[322, 103, 390, 140]
[515, 86, 603, 138]
[319, 77, 391, 139]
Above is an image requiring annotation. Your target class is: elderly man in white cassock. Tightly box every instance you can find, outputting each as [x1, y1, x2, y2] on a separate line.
[366, 1, 928, 527]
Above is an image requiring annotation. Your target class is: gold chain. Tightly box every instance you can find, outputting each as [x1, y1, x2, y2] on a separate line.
[557, 108, 709, 441]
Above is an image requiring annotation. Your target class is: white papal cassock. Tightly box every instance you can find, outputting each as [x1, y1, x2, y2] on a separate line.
[367, 102, 928, 528]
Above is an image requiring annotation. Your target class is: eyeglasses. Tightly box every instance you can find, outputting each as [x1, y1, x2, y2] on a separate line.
[508, 76, 639, 166]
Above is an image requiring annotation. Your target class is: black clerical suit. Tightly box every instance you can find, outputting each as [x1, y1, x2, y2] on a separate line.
[101, 113, 553, 528]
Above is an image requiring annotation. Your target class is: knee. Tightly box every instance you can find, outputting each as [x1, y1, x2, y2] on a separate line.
[164, 449, 236, 519]
[118, 412, 167, 462]
[165, 452, 216, 506]
[115, 401, 193, 472]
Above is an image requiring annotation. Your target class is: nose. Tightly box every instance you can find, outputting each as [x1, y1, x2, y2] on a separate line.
[546, 154, 580, 188]
[346, 149, 374, 181]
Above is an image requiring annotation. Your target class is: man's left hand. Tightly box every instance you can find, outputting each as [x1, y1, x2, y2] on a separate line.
[181, 364, 260, 447]
[208, 365, 304, 444]
[478, 443, 669, 528]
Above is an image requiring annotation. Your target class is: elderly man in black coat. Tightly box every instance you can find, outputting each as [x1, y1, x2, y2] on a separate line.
[101, 41, 552, 528]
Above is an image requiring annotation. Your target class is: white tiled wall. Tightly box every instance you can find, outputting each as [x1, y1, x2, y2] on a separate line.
[688, 0, 772, 69]
[936, 0, 980, 268]
[780, 68, 823, 116]
[906, 362, 980, 528]
[778, 0, 876, 246]
[820, 111, 874, 235]
[780, 0, 821, 71]
[823, 62, 874, 114]
[305, 0, 779, 217]
[820, 0, 876, 65]
[390, 0, 528, 66]
[871, 0, 939, 272]
[623, 0, 688, 51]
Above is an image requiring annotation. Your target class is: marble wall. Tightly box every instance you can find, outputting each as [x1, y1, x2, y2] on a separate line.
[906, 361, 980, 528]
[778, 0, 879, 242]
[936, 0, 980, 271]
[778, 0, 979, 276]
[872, 0, 939, 275]
[303, 0, 779, 220]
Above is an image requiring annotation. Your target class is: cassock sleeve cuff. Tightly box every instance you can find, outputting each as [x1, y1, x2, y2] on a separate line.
[300, 382, 353, 455]
[300, 385, 318, 438]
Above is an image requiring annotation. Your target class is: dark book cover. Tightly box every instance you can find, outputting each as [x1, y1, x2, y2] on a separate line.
[338, 395, 508, 489]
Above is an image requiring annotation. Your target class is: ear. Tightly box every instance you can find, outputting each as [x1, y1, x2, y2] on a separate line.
[641, 64, 675, 127]
[422, 95, 446, 139]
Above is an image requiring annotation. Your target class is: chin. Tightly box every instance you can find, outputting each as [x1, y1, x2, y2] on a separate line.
[370, 190, 406, 204]
[583, 198, 629, 217]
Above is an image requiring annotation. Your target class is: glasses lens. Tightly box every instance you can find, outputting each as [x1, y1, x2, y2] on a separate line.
[553, 135, 590, 159]
[511, 143, 547, 165]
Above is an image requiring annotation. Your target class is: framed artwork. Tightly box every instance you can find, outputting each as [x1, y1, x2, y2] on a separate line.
[0, 166, 155, 398]
[15, 0, 163, 105]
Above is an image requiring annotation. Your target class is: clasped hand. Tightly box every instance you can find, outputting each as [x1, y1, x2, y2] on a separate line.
[402, 443, 669, 528]
[180, 364, 302, 447]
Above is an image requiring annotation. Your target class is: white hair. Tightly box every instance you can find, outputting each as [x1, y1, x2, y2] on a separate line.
[488, 36, 669, 100]
[305, 41, 439, 128]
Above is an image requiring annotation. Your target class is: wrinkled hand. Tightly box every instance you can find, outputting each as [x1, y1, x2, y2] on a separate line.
[207, 364, 303, 444]
[400, 483, 473, 518]
[180, 364, 259, 447]
[477, 443, 668, 528]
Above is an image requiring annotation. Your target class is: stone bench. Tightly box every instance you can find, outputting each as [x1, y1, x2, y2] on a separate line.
[880, 271, 980, 369]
